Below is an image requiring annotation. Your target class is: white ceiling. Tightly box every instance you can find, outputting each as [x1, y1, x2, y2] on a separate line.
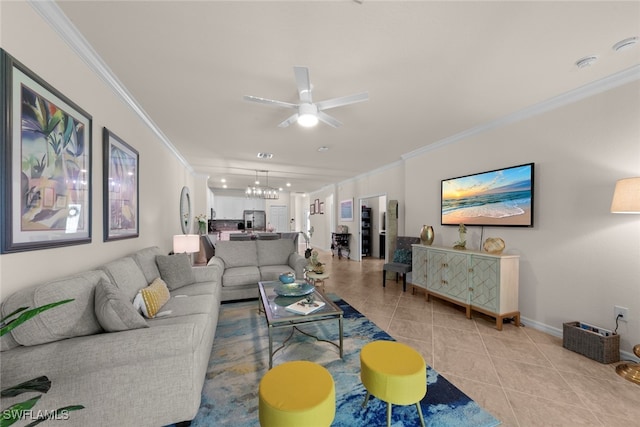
[54, 0, 640, 194]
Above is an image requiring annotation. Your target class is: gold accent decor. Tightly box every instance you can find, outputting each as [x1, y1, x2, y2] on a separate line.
[616, 345, 640, 385]
[419, 225, 434, 245]
[483, 237, 505, 254]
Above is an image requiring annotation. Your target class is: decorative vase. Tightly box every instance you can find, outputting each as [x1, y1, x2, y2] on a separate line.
[419, 225, 434, 245]
[198, 221, 207, 235]
[279, 272, 295, 284]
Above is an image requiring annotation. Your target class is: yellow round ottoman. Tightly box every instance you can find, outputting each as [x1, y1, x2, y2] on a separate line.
[259, 360, 335, 427]
[360, 340, 426, 427]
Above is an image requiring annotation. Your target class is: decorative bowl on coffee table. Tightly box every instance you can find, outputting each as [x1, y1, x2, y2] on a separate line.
[274, 281, 315, 297]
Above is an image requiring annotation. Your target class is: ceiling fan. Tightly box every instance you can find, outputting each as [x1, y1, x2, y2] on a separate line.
[243, 66, 369, 128]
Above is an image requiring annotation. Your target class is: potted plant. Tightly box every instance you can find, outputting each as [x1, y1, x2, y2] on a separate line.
[1, 299, 84, 426]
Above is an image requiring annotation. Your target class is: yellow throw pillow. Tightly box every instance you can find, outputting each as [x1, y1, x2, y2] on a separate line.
[133, 278, 170, 318]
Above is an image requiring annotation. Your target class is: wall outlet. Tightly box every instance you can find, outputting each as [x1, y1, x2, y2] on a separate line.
[614, 305, 629, 321]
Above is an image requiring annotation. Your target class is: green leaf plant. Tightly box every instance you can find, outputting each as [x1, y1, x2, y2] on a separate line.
[0, 300, 84, 426]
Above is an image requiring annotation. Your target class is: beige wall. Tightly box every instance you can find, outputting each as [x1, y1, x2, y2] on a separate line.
[309, 79, 640, 356]
[0, 2, 194, 298]
[404, 80, 640, 354]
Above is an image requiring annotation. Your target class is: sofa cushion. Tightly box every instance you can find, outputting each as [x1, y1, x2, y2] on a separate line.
[1, 271, 106, 346]
[100, 257, 149, 302]
[222, 266, 261, 287]
[171, 281, 217, 297]
[95, 278, 148, 332]
[133, 278, 171, 318]
[131, 246, 163, 284]
[1, 330, 20, 351]
[257, 239, 294, 266]
[215, 241, 258, 268]
[155, 253, 196, 290]
[161, 294, 216, 317]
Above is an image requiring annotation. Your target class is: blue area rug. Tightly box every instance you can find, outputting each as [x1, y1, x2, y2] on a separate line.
[172, 296, 500, 427]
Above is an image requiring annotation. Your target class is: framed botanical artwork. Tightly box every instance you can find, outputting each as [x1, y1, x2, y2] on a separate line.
[103, 128, 139, 241]
[340, 198, 354, 222]
[319, 202, 325, 214]
[314, 198, 320, 213]
[310, 203, 316, 215]
[0, 49, 92, 253]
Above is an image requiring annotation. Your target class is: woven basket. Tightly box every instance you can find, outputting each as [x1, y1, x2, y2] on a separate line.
[562, 322, 620, 364]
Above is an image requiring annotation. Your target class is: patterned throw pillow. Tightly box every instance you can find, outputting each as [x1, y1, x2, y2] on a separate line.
[133, 278, 171, 318]
[392, 248, 412, 264]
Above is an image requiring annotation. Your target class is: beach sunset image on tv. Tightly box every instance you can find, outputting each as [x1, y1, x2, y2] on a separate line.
[441, 163, 534, 227]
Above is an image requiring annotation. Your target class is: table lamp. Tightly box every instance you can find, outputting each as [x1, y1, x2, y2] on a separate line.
[610, 177, 640, 385]
[173, 234, 200, 264]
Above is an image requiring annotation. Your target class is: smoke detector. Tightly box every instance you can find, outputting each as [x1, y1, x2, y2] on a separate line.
[575, 55, 598, 69]
[613, 37, 638, 52]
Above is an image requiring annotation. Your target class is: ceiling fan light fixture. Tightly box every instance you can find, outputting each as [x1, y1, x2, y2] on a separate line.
[297, 103, 319, 127]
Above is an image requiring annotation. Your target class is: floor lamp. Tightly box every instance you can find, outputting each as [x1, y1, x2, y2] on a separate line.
[610, 177, 640, 385]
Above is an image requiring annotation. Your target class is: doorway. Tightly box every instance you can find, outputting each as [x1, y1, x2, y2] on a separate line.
[269, 205, 288, 232]
[357, 194, 387, 261]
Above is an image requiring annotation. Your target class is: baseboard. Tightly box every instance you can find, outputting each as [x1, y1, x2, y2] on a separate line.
[521, 316, 640, 363]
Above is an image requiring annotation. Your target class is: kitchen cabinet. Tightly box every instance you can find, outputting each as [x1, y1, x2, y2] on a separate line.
[213, 196, 264, 219]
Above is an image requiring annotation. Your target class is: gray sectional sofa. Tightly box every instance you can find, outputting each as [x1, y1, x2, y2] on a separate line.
[209, 238, 307, 301]
[0, 246, 222, 427]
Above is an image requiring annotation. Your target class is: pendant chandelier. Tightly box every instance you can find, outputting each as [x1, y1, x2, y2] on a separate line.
[246, 170, 279, 200]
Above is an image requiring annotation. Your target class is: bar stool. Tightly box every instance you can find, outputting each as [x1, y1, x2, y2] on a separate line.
[360, 340, 426, 427]
[259, 360, 335, 427]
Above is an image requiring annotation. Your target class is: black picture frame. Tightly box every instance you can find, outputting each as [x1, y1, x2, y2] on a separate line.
[103, 127, 139, 241]
[1, 49, 92, 253]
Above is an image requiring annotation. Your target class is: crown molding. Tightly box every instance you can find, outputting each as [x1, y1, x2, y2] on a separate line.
[28, 0, 194, 174]
[402, 65, 640, 160]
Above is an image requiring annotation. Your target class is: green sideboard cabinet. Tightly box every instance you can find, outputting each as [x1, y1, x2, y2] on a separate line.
[412, 245, 520, 330]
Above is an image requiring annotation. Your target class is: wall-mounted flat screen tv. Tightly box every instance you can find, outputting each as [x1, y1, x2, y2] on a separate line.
[441, 163, 534, 227]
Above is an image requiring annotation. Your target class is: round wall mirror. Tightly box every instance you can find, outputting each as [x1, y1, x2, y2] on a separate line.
[180, 186, 192, 234]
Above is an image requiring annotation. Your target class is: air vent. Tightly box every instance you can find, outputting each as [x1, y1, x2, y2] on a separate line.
[257, 152, 273, 159]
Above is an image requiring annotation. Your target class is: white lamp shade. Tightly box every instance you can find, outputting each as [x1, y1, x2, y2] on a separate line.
[611, 177, 640, 213]
[173, 234, 200, 253]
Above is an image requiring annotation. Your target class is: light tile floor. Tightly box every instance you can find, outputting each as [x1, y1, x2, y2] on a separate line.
[314, 249, 639, 427]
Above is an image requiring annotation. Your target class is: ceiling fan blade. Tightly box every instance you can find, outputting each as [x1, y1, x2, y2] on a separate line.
[317, 111, 342, 128]
[243, 95, 297, 109]
[315, 92, 369, 111]
[293, 66, 312, 103]
[278, 113, 299, 128]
